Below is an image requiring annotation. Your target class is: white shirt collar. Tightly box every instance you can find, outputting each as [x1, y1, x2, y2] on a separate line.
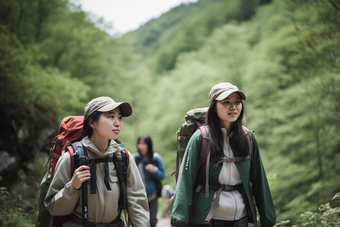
[221, 128, 233, 138]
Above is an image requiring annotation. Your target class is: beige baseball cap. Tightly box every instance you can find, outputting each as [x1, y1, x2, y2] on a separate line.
[84, 96, 132, 120]
[209, 82, 246, 104]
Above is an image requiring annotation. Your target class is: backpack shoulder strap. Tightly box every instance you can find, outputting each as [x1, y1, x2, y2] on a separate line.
[119, 148, 129, 192]
[120, 148, 131, 226]
[197, 126, 212, 198]
[242, 126, 254, 163]
[134, 153, 142, 165]
[196, 126, 211, 172]
[122, 148, 130, 180]
[172, 125, 210, 182]
[123, 148, 130, 167]
[72, 141, 86, 156]
[152, 152, 159, 165]
[113, 147, 129, 212]
[68, 141, 87, 174]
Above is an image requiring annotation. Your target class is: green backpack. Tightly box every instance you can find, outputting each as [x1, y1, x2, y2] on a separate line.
[171, 107, 209, 182]
[172, 107, 253, 180]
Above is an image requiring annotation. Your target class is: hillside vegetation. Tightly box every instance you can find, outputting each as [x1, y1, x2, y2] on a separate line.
[1, 0, 340, 226]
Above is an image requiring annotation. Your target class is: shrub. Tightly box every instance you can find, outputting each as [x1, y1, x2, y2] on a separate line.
[276, 192, 340, 227]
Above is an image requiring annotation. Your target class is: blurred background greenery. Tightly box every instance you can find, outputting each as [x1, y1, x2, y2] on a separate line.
[1, 0, 340, 226]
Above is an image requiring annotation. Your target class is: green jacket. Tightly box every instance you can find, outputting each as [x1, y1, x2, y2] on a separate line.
[171, 129, 276, 227]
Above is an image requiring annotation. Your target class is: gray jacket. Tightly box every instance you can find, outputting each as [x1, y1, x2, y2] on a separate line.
[44, 136, 150, 227]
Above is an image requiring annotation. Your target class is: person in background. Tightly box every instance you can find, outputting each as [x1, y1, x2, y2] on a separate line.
[162, 184, 174, 205]
[171, 83, 276, 227]
[134, 135, 165, 227]
[161, 184, 174, 218]
[45, 96, 150, 227]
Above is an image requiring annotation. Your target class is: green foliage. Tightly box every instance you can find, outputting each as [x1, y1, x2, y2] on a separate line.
[121, 3, 340, 214]
[275, 192, 340, 226]
[2, 0, 340, 224]
[0, 24, 89, 119]
[127, 0, 267, 73]
[28, 157, 48, 183]
[250, 0, 340, 220]
[0, 187, 36, 227]
[0, 0, 139, 120]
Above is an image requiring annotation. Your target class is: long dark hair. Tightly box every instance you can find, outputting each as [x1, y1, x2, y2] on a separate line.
[78, 111, 102, 141]
[206, 99, 249, 159]
[137, 135, 154, 162]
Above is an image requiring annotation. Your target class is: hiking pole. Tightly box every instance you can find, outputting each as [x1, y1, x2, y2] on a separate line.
[79, 156, 91, 226]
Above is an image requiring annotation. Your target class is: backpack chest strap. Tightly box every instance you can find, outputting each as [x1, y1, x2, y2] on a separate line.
[89, 157, 114, 194]
[195, 183, 242, 192]
[202, 184, 244, 225]
[213, 155, 251, 169]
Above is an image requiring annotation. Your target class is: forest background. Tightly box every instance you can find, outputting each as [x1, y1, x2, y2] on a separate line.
[0, 0, 340, 226]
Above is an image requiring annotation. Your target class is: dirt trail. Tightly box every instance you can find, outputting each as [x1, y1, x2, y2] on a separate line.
[156, 212, 171, 227]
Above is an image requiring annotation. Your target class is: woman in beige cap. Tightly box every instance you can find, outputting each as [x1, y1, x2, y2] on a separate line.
[171, 83, 276, 227]
[45, 96, 150, 227]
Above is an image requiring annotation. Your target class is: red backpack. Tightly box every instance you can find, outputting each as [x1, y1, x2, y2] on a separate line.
[49, 116, 84, 181]
[35, 116, 85, 226]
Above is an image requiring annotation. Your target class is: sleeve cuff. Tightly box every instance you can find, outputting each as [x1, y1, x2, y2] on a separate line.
[153, 166, 158, 173]
[65, 181, 81, 194]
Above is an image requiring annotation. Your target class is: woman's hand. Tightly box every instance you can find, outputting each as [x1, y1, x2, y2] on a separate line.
[145, 164, 157, 173]
[71, 165, 91, 190]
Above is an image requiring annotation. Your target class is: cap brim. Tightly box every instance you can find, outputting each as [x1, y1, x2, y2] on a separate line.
[97, 102, 132, 117]
[216, 90, 246, 101]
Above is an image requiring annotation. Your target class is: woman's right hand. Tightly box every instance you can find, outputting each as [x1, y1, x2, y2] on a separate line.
[71, 165, 91, 190]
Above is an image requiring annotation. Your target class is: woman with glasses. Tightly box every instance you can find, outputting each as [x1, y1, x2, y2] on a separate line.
[171, 83, 276, 227]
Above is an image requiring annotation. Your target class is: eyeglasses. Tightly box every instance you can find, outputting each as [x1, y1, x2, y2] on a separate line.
[221, 100, 242, 108]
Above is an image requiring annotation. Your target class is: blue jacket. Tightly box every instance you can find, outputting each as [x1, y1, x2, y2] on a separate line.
[134, 152, 165, 197]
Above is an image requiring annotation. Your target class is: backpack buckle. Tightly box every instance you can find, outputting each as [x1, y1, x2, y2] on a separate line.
[222, 185, 234, 191]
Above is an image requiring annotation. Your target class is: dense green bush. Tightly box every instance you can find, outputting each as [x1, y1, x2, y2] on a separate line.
[275, 192, 340, 226]
[0, 187, 36, 227]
